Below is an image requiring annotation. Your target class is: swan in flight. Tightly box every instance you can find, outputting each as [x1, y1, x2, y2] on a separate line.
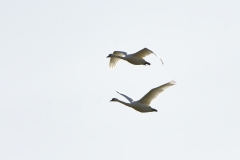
[110, 80, 176, 113]
[106, 48, 164, 68]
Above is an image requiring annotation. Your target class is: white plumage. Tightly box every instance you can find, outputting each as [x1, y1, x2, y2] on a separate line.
[110, 80, 176, 113]
[107, 48, 164, 68]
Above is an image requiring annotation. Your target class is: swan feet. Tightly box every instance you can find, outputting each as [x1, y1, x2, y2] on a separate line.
[144, 62, 150, 65]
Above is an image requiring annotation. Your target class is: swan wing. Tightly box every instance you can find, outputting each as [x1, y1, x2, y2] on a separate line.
[133, 48, 164, 65]
[138, 80, 176, 105]
[109, 51, 127, 68]
[116, 90, 134, 103]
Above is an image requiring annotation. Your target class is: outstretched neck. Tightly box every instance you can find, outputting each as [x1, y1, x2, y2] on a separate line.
[111, 54, 126, 60]
[117, 100, 131, 107]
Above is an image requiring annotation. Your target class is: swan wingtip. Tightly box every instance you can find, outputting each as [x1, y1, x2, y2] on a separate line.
[170, 80, 176, 85]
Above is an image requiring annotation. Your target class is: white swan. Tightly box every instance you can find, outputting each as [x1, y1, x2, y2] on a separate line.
[106, 48, 164, 68]
[110, 80, 176, 113]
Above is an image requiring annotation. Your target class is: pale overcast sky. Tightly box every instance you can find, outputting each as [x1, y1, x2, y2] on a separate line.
[0, 0, 240, 159]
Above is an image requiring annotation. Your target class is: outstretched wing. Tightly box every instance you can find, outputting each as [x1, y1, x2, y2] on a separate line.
[109, 51, 127, 68]
[133, 48, 164, 65]
[138, 80, 176, 105]
[116, 90, 134, 103]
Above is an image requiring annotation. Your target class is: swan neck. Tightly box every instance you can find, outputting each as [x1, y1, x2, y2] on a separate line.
[117, 100, 130, 107]
[112, 55, 126, 60]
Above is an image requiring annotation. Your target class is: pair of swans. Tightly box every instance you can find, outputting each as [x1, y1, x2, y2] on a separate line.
[107, 48, 175, 113]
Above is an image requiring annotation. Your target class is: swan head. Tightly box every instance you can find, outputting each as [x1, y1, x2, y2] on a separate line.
[150, 107, 157, 112]
[110, 98, 118, 102]
[106, 54, 112, 58]
[144, 61, 150, 65]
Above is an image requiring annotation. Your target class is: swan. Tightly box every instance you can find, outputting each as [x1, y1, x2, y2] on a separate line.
[106, 48, 164, 68]
[110, 80, 176, 113]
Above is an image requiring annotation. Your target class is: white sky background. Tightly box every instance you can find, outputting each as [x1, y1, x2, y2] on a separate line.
[0, 0, 240, 159]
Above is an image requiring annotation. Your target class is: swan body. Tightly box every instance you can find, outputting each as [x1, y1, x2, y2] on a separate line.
[107, 48, 164, 68]
[110, 80, 176, 113]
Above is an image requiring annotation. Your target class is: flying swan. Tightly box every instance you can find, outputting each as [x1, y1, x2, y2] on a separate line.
[110, 80, 176, 113]
[106, 48, 164, 68]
